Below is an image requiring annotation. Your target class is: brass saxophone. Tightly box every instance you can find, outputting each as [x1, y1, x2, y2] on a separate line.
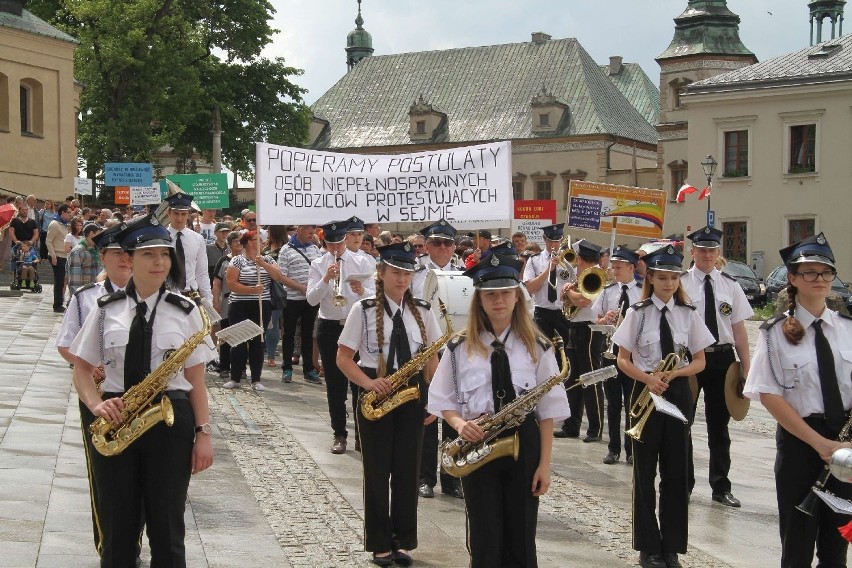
[441, 336, 570, 478]
[90, 292, 212, 457]
[361, 301, 452, 421]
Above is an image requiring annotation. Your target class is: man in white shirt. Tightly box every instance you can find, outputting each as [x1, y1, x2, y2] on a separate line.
[164, 192, 212, 301]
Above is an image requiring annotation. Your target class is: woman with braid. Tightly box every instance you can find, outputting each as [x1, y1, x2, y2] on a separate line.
[337, 242, 441, 567]
[745, 233, 852, 567]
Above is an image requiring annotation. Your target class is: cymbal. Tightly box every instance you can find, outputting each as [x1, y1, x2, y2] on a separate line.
[725, 362, 750, 421]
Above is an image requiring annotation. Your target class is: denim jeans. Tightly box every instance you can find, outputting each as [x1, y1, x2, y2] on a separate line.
[265, 308, 281, 360]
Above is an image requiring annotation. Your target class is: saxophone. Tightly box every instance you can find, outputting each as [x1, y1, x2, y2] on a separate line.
[90, 291, 212, 457]
[441, 335, 570, 478]
[360, 301, 452, 421]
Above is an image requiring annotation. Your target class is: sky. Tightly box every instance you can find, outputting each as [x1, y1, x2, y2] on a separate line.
[263, 0, 818, 105]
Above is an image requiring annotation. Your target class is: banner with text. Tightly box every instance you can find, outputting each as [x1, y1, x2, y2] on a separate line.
[255, 142, 512, 226]
[131, 185, 163, 205]
[566, 181, 667, 239]
[511, 200, 556, 247]
[74, 177, 93, 196]
[159, 173, 229, 209]
[105, 163, 153, 187]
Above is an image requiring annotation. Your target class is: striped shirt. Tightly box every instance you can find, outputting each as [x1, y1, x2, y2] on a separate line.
[277, 243, 321, 301]
[229, 254, 274, 302]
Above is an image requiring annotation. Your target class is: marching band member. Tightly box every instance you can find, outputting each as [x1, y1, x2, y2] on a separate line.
[559, 240, 606, 441]
[428, 253, 570, 567]
[307, 220, 375, 455]
[744, 233, 852, 567]
[612, 245, 713, 568]
[591, 245, 641, 464]
[682, 226, 752, 507]
[337, 242, 441, 567]
[344, 215, 376, 262]
[164, 193, 212, 301]
[412, 219, 465, 500]
[70, 214, 215, 567]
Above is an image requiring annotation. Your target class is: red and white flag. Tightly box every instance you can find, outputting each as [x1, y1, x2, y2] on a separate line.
[698, 184, 711, 200]
[676, 183, 697, 203]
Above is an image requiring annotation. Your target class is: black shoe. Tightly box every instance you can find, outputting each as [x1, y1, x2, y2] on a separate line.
[418, 483, 434, 498]
[554, 429, 579, 438]
[663, 552, 682, 567]
[53, 306, 65, 313]
[639, 551, 667, 568]
[442, 484, 464, 499]
[392, 550, 413, 566]
[712, 491, 741, 507]
[626, 455, 633, 465]
[371, 553, 394, 567]
[602, 452, 619, 465]
[582, 434, 602, 443]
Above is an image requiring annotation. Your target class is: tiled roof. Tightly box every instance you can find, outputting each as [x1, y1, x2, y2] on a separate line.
[689, 34, 852, 92]
[0, 9, 77, 44]
[600, 62, 660, 125]
[311, 37, 658, 149]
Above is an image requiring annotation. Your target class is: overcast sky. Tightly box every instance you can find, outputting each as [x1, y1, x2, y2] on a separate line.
[264, 0, 818, 105]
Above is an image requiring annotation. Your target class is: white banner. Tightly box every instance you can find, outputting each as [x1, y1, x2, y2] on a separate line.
[74, 177, 93, 196]
[255, 141, 512, 227]
[130, 184, 162, 205]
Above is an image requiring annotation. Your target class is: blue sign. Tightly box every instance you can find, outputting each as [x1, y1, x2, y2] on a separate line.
[105, 163, 153, 187]
[707, 209, 715, 228]
[567, 197, 603, 231]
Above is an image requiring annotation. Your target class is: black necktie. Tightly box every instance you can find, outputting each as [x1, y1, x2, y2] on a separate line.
[548, 262, 557, 303]
[704, 274, 719, 342]
[491, 335, 516, 411]
[813, 319, 845, 433]
[619, 285, 629, 317]
[388, 309, 411, 371]
[660, 306, 674, 358]
[124, 301, 150, 391]
[175, 231, 186, 290]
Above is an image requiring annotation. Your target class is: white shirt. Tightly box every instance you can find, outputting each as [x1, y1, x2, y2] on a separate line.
[745, 303, 852, 417]
[591, 280, 642, 320]
[56, 281, 124, 348]
[428, 331, 570, 422]
[338, 296, 442, 370]
[681, 267, 753, 345]
[70, 290, 216, 393]
[612, 295, 715, 373]
[168, 225, 212, 300]
[523, 252, 571, 310]
[198, 222, 216, 244]
[307, 250, 376, 320]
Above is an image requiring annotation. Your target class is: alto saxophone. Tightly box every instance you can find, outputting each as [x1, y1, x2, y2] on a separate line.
[90, 292, 212, 457]
[441, 336, 570, 478]
[361, 301, 453, 421]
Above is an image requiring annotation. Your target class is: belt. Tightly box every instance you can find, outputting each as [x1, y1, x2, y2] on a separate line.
[319, 317, 346, 326]
[705, 344, 733, 353]
[103, 390, 189, 401]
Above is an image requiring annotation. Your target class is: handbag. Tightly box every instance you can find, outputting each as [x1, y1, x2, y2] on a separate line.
[269, 279, 288, 310]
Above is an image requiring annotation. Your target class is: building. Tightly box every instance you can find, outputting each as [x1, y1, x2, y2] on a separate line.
[0, 0, 80, 201]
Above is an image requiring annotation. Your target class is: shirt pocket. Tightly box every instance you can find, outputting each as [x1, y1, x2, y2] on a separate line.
[407, 327, 424, 352]
[102, 327, 129, 367]
[636, 330, 660, 367]
[778, 351, 813, 387]
[840, 351, 852, 384]
[512, 369, 537, 395]
[155, 331, 186, 364]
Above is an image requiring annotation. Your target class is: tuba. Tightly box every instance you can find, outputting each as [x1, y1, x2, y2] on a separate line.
[90, 292, 212, 457]
[562, 266, 608, 320]
[625, 353, 681, 442]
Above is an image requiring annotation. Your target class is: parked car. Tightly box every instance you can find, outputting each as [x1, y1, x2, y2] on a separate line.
[722, 260, 767, 307]
[765, 265, 852, 307]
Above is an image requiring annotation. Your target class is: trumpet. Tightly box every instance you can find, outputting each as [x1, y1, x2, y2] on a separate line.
[562, 266, 608, 320]
[601, 301, 627, 360]
[625, 353, 681, 442]
[331, 253, 347, 307]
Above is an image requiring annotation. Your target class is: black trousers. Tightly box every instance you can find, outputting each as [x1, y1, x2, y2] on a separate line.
[420, 418, 460, 489]
[281, 299, 318, 373]
[218, 317, 231, 371]
[605, 367, 635, 457]
[317, 319, 358, 438]
[631, 377, 691, 554]
[79, 400, 103, 553]
[776, 417, 852, 568]
[460, 416, 541, 568]
[564, 322, 604, 437]
[52, 256, 66, 309]
[91, 395, 194, 568]
[356, 371, 424, 553]
[228, 300, 272, 382]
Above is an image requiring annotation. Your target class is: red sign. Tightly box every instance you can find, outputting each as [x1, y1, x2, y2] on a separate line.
[114, 186, 130, 205]
[514, 199, 556, 222]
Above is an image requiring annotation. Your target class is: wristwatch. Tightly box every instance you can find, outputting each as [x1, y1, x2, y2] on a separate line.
[194, 423, 212, 435]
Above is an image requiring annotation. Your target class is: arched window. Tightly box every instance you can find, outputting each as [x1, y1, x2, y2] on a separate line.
[668, 78, 692, 109]
[20, 78, 43, 136]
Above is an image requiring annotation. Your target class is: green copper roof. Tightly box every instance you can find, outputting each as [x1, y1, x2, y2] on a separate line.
[599, 62, 660, 125]
[313, 37, 658, 149]
[346, 3, 372, 49]
[0, 8, 77, 43]
[657, 1, 755, 61]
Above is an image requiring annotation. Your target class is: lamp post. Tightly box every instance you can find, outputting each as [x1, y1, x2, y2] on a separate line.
[701, 154, 718, 227]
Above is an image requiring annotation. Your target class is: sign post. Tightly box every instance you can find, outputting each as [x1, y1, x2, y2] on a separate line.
[707, 209, 715, 228]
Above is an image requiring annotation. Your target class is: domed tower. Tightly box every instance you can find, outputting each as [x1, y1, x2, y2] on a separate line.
[346, 0, 374, 71]
[810, 0, 846, 45]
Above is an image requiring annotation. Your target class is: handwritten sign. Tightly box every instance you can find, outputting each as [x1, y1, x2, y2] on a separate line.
[130, 185, 162, 205]
[255, 142, 512, 227]
[566, 181, 667, 239]
[74, 177, 93, 196]
[105, 163, 153, 187]
[511, 200, 556, 247]
[159, 173, 229, 209]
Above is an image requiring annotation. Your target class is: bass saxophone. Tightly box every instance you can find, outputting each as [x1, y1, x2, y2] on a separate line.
[441, 336, 570, 478]
[361, 301, 453, 421]
[90, 292, 212, 457]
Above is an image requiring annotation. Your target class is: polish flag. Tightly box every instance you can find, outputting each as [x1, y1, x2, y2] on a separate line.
[698, 184, 712, 200]
[676, 183, 698, 203]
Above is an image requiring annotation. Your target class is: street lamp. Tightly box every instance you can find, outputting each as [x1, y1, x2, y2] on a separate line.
[701, 154, 718, 227]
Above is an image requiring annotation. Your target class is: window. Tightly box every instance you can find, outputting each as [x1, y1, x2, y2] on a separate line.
[512, 181, 523, 201]
[789, 219, 815, 245]
[0, 74, 8, 131]
[669, 78, 691, 109]
[538, 113, 550, 127]
[723, 222, 747, 263]
[670, 164, 687, 201]
[535, 180, 552, 200]
[20, 85, 29, 133]
[415, 120, 426, 135]
[789, 124, 816, 173]
[19, 79, 43, 136]
[724, 131, 749, 176]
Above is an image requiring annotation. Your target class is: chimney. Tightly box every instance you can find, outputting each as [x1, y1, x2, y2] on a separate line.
[608, 56, 623, 75]
[531, 32, 552, 44]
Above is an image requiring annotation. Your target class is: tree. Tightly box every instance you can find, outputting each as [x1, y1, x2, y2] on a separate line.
[28, 0, 309, 180]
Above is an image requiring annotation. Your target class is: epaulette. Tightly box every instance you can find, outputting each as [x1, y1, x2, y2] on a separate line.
[631, 298, 653, 310]
[97, 290, 126, 307]
[604, 282, 617, 289]
[413, 298, 431, 310]
[720, 272, 737, 282]
[73, 282, 99, 297]
[447, 332, 466, 352]
[164, 292, 196, 314]
[675, 299, 696, 310]
[361, 298, 378, 309]
[760, 314, 786, 330]
[536, 333, 553, 351]
[414, 263, 426, 272]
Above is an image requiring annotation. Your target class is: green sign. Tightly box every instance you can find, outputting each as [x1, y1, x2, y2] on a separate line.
[159, 173, 229, 209]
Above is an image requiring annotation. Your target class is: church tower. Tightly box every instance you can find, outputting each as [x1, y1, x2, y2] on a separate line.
[346, 0, 374, 71]
[655, 1, 757, 198]
[810, 0, 846, 45]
